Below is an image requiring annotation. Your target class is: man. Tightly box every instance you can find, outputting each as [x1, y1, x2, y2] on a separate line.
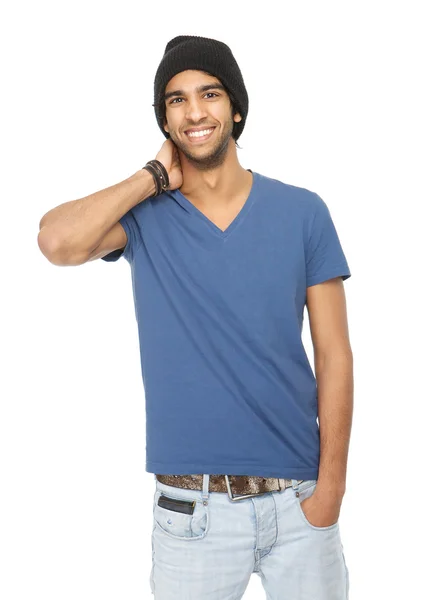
[38, 35, 353, 599]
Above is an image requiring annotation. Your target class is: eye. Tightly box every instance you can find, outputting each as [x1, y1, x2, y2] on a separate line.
[169, 92, 219, 105]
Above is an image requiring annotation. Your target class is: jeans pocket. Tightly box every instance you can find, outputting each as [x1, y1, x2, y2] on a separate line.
[153, 489, 210, 541]
[294, 480, 340, 531]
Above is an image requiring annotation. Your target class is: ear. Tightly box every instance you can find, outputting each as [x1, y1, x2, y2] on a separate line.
[233, 112, 242, 123]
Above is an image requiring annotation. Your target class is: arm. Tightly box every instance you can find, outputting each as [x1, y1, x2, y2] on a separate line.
[306, 276, 354, 500]
[37, 168, 156, 265]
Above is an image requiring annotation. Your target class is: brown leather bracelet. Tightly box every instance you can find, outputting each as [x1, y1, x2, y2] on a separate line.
[148, 162, 166, 194]
[149, 160, 169, 191]
[142, 163, 161, 196]
[142, 159, 169, 196]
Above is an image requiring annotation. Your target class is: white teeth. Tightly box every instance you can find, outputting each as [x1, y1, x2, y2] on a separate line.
[187, 128, 214, 138]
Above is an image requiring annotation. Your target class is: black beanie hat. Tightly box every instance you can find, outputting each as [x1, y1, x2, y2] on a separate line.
[153, 35, 248, 142]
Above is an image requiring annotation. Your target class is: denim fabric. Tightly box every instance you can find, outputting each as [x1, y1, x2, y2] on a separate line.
[150, 474, 349, 599]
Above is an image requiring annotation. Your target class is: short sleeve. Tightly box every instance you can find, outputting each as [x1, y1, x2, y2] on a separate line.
[101, 207, 142, 263]
[305, 194, 351, 287]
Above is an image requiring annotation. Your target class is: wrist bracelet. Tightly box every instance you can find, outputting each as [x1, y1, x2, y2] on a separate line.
[150, 160, 169, 186]
[142, 163, 161, 196]
[150, 160, 169, 194]
[147, 161, 166, 193]
[142, 159, 170, 196]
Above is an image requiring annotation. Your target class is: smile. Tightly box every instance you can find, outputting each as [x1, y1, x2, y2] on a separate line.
[185, 127, 216, 143]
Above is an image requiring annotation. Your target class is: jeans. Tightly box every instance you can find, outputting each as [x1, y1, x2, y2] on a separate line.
[150, 474, 349, 599]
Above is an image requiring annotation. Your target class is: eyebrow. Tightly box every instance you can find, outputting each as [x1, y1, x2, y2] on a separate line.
[164, 83, 226, 102]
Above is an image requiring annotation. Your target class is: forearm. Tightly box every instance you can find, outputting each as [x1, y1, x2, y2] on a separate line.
[38, 168, 155, 261]
[314, 352, 354, 497]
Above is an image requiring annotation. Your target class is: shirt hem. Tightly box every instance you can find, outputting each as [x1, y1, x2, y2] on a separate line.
[146, 461, 318, 480]
[307, 264, 351, 287]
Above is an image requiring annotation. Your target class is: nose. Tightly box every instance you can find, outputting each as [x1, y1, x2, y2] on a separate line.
[184, 97, 208, 123]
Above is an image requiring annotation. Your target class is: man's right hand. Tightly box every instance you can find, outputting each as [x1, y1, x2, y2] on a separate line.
[155, 139, 183, 191]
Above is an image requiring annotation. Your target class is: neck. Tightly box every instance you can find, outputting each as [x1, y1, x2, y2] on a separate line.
[178, 142, 249, 207]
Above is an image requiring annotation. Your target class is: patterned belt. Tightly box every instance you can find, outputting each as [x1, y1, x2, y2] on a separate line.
[155, 474, 305, 501]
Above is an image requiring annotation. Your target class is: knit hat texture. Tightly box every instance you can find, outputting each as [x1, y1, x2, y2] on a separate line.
[153, 35, 248, 141]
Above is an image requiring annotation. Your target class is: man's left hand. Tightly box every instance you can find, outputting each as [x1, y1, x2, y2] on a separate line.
[299, 489, 343, 528]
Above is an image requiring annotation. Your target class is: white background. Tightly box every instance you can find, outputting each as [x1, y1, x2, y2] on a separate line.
[1, 1, 431, 598]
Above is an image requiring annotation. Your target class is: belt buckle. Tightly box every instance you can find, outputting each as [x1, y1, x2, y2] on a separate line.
[224, 475, 272, 502]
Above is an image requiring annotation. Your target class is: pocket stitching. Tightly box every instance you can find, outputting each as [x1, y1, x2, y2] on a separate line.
[154, 511, 209, 541]
[153, 490, 209, 541]
[295, 484, 339, 531]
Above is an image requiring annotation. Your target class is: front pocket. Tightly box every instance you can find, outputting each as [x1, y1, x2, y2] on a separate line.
[153, 489, 210, 541]
[295, 481, 339, 531]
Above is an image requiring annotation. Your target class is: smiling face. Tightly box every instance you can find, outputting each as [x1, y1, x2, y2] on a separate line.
[162, 69, 242, 170]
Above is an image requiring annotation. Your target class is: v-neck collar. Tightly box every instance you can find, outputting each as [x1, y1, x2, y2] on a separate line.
[170, 169, 259, 240]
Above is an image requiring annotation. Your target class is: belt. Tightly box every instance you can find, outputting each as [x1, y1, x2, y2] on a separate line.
[155, 474, 304, 501]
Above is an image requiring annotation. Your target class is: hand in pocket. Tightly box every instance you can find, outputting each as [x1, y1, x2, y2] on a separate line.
[300, 490, 341, 528]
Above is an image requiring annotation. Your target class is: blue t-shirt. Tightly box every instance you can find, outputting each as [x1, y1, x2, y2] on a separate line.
[102, 170, 351, 479]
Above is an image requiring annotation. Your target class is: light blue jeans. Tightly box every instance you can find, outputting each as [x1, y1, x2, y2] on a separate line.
[150, 474, 349, 599]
